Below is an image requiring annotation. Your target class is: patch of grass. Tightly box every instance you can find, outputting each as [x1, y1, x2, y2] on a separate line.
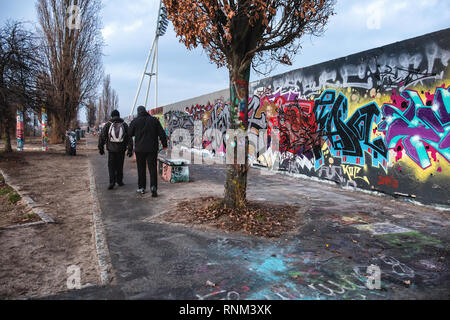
[26, 213, 38, 220]
[0, 185, 13, 195]
[8, 192, 21, 204]
[378, 231, 444, 252]
[256, 214, 267, 221]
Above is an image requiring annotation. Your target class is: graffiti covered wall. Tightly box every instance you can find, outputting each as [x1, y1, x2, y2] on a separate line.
[160, 28, 450, 206]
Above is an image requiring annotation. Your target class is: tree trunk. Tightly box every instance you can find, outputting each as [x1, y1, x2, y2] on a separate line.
[3, 116, 12, 153]
[49, 112, 67, 144]
[223, 64, 251, 209]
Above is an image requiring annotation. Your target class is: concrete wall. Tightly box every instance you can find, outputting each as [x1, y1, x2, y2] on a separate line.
[160, 28, 450, 206]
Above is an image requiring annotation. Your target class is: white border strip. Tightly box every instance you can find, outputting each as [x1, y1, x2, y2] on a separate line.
[88, 161, 114, 285]
[0, 168, 55, 224]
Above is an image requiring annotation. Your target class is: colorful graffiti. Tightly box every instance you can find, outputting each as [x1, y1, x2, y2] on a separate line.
[313, 90, 388, 170]
[165, 110, 195, 148]
[158, 159, 190, 183]
[16, 109, 24, 152]
[42, 107, 48, 152]
[169, 102, 230, 153]
[198, 238, 396, 300]
[275, 100, 319, 156]
[161, 31, 450, 205]
[379, 87, 450, 169]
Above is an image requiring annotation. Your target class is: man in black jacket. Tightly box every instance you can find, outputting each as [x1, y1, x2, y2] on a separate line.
[129, 106, 168, 197]
[99, 110, 133, 190]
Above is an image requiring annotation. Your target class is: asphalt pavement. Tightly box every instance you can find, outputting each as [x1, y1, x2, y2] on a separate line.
[48, 138, 449, 300]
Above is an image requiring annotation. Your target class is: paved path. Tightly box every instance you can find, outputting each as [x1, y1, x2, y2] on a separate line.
[49, 138, 449, 300]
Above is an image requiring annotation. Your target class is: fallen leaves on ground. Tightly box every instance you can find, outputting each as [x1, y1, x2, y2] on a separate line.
[164, 196, 301, 238]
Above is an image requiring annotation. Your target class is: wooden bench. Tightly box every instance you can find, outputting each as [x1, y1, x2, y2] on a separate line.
[157, 157, 190, 183]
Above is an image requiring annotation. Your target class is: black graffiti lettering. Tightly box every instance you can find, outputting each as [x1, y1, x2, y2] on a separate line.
[313, 90, 388, 159]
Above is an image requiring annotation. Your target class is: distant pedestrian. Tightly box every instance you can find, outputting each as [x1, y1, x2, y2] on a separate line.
[129, 106, 167, 197]
[99, 110, 133, 190]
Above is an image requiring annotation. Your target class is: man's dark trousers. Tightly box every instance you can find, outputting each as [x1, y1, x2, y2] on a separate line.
[135, 152, 158, 191]
[108, 152, 125, 185]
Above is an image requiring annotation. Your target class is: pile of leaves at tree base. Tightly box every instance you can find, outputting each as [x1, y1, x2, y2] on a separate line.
[169, 196, 301, 238]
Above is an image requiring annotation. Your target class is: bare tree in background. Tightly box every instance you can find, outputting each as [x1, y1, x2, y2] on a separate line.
[85, 98, 96, 128]
[96, 95, 102, 126]
[0, 21, 42, 152]
[97, 74, 119, 123]
[101, 74, 111, 122]
[112, 89, 119, 112]
[36, 0, 103, 143]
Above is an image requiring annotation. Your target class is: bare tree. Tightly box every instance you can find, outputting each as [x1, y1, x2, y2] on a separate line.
[96, 95, 102, 126]
[101, 74, 111, 122]
[98, 74, 119, 123]
[36, 0, 103, 143]
[112, 89, 119, 112]
[85, 98, 96, 128]
[0, 21, 42, 152]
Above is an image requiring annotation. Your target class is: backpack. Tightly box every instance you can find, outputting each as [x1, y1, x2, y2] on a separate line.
[108, 122, 125, 143]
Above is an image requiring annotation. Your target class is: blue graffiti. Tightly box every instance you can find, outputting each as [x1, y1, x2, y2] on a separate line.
[313, 90, 388, 170]
[378, 87, 450, 169]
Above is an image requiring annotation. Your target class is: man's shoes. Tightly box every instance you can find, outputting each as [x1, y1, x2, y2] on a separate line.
[136, 188, 146, 195]
[151, 187, 158, 198]
[118, 182, 125, 187]
[108, 184, 115, 190]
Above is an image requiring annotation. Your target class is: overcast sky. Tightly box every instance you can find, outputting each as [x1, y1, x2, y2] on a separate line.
[1, 0, 450, 120]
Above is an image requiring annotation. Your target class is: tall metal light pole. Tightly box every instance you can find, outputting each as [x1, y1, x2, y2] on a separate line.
[130, 0, 168, 119]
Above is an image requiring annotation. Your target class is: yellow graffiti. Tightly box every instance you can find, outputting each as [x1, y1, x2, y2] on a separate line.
[395, 153, 450, 182]
[342, 165, 370, 185]
[331, 77, 450, 181]
[153, 114, 165, 128]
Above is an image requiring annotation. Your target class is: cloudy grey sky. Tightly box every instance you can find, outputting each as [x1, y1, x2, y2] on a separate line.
[1, 0, 449, 119]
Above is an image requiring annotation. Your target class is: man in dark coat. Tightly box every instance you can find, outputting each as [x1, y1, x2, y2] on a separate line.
[129, 106, 168, 197]
[99, 110, 133, 190]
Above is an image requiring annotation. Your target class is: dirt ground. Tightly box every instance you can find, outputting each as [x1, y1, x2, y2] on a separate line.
[0, 193, 40, 229]
[0, 173, 41, 228]
[0, 136, 101, 299]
